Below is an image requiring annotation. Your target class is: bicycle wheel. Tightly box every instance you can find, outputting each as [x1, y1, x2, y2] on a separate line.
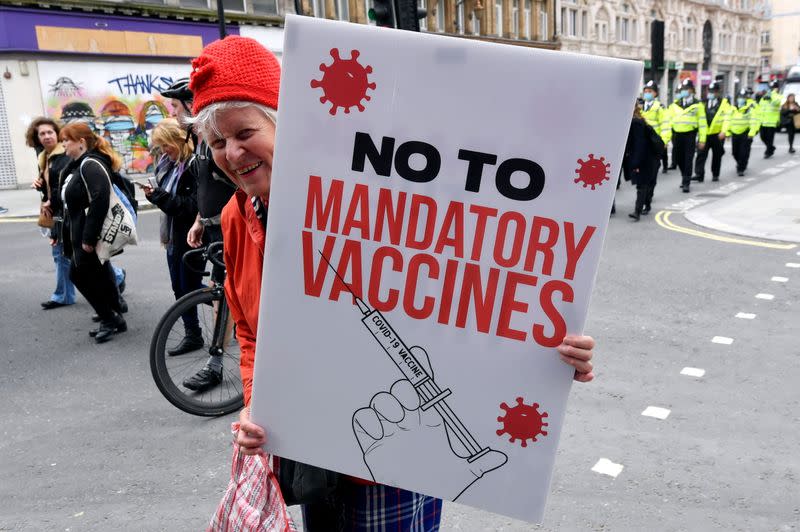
[150, 288, 244, 416]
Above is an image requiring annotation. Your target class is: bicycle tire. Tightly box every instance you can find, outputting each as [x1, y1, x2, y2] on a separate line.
[150, 288, 244, 417]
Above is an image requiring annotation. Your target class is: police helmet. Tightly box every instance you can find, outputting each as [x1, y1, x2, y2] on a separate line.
[744, 87, 754, 96]
[680, 78, 695, 90]
[160, 78, 193, 102]
[769, 80, 780, 89]
[643, 80, 659, 93]
[708, 81, 722, 92]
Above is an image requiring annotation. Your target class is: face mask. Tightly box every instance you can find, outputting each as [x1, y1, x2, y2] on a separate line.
[737, 98, 746, 107]
[708, 93, 716, 101]
[643, 92, 654, 102]
[680, 90, 690, 99]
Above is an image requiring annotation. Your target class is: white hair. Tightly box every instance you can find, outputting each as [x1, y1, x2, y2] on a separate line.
[186, 100, 277, 140]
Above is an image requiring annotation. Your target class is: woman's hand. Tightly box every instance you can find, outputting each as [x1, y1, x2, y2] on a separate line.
[32, 177, 44, 190]
[40, 202, 52, 217]
[187, 219, 204, 248]
[557, 335, 595, 383]
[235, 406, 266, 456]
[142, 184, 154, 198]
[81, 243, 95, 253]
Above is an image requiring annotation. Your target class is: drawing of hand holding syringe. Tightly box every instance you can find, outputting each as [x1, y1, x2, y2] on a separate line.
[320, 252, 508, 501]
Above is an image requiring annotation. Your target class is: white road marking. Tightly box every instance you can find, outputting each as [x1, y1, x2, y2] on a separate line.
[642, 406, 671, 419]
[667, 197, 710, 212]
[681, 367, 705, 377]
[712, 336, 734, 345]
[771, 276, 788, 282]
[760, 168, 783, 175]
[591, 458, 624, 478]
[786, 263, 800, 268]
[735, 312, 756, 319]
[745, 177, 757, 182]
[756, 293, 775, 300]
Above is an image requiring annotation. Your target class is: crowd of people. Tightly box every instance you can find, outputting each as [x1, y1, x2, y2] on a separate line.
[620, 77, 799, 220]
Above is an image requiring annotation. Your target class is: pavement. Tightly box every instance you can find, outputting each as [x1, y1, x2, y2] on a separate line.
[3, 155, 799, 243]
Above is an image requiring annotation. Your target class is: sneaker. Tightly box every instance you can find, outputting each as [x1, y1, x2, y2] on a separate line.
[628, 212, 640, 221]
[736, 170, 745, 176]
[183, 366, 222, 392]
[0, 206, 8, 215]
[682, 185, 690, 193]
[118, 295, 128, 314]
[790, 147, 796, 154]
[642, 206, 651, 215]
[41, 300, 69, 310]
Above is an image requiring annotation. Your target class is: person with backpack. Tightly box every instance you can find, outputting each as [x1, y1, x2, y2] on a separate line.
[59, 123, 127, 343]
[143, 119, 205, 358]
[624, 105, 661, 221]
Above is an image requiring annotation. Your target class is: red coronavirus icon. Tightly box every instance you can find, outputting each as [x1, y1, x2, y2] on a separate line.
[310, 48, 376, 116]
[497, 397, 549, 447]
[574, 153, 611, 190]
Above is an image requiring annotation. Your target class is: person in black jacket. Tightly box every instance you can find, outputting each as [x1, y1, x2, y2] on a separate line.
[59, 123, 127, 343]
[161, 77, 236, 391]
[144, 119, 204, 356]
[624, 106, 661, 221]
[26, 117, 74, 309]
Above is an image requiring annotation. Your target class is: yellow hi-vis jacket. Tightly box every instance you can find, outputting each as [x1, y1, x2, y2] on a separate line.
[668, 97, 707, 143]
[641, 99, 671, 143]
[726, 100, 760, 137]
[705, 98, 731, 135]
[758, 89, 782, 127]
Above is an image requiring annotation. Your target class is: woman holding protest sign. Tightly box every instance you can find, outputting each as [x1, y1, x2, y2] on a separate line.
[188, 36, 597, 531]
[59, 123, 127, 343]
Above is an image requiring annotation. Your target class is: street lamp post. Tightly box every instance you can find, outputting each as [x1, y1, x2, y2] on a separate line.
[217, 0, 227, 39]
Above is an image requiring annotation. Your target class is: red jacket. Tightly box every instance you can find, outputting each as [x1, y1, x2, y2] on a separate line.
[222, 190, 265, 406]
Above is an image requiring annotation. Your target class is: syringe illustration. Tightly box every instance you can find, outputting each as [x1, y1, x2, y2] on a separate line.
[319, 251, 493, 463]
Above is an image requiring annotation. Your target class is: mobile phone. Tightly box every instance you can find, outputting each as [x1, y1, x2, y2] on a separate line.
[134, 180, 148, 189]
[147, 177, 158, 188]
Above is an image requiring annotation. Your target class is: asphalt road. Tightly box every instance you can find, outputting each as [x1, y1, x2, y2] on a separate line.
[1, 133, 798, 531]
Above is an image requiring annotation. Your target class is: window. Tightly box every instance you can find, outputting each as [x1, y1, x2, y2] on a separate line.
[616, 16, 629, 42]
[179, 0, 207, 8]
[538, 7, 547, 40]
[418, 0, 428, 30]
[456, 1, 465, 34]
[252, 0, 278, 15]
[581, 11, 587, 38]
[437, 0, 445, 32]
[561, 6, 578, 37]
[312, 0, 326, 17]
[524, 0, 531, 39]
[471, 10, 481, 36]
[761, 31, 770, 46]
[512, 0, 519, 38]
[496, 0, 503, 36]
[595, 21, 608, 42]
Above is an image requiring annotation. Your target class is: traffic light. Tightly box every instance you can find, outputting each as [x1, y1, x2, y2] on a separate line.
[368, 0, 395, 28]
[394, 0, 426, 31]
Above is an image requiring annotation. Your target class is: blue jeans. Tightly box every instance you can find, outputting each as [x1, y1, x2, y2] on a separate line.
[51, 242, 76, 305]
[112, 264, 124, 287]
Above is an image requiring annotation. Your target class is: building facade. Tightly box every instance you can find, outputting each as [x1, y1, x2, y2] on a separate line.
[557, 0, 764, 101]
[762, 0, 800, 74]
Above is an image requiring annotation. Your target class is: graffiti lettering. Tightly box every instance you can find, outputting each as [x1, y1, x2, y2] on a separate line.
[107, 74, 175, 96]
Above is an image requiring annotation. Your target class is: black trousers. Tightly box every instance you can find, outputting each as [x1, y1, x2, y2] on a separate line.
[672, 130, 697, 185]
[670, 142, 679, 168]
[760, 126, 776, 155]
[787, 120, 796, 149]
[661, 148, 669, 171]
[731, 133, 752, 172]
[694, 133, 725, 179]
[70, 250, 121, 321]
[166, 245, 204, 332]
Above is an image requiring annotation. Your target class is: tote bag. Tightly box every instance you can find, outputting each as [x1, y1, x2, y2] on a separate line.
[80, 159, 138, 261]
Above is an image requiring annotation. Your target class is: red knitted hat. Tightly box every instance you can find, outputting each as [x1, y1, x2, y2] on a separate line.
[190, 36, 281, 115]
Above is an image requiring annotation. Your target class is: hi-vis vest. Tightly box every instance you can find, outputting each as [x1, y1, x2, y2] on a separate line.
[705, 98, 731, 135]
[758, 89, 782, 127]
[726, 101, 760, 137]
[641, 100, 672, 143]
[668, 97, 707, 143]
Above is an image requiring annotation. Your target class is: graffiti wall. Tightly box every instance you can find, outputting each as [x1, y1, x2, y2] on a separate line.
[38, 60, 191, 176]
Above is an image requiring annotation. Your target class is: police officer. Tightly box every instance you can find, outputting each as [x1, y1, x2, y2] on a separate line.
[160, 78, 237, 392]
[694, 81, 731, 182]
[641, 80, 671, 175]
[668, 79, 707, 192]
[758, 80, 782, 158]
[727, 89, 760, 176]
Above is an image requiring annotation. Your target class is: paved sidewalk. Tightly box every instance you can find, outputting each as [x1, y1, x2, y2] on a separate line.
[685, 161, 800, 243]
[0, 186, 152, 219]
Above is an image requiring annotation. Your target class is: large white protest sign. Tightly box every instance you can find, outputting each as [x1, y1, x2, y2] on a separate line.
[251, 15, 641, 522]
